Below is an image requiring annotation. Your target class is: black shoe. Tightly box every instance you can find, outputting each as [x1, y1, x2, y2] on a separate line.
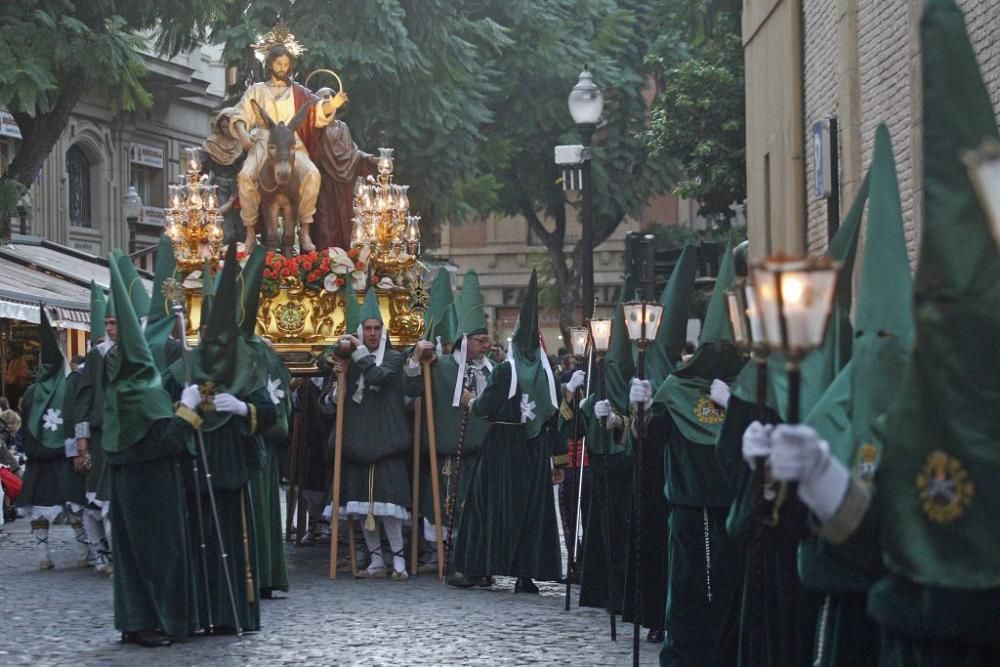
[647, 629, 665, 643]
[447, 574, 478, 588]
[123, 630, 171, 647]
[514, 577, 539, 594]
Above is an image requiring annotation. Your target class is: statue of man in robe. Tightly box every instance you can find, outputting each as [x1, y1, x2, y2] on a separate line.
[228, 22, 347, 252]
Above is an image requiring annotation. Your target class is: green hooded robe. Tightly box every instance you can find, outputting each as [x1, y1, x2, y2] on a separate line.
[454, 270, 564, 580]
[104, 254, 200, 637]
[867, 2, 1000, 662]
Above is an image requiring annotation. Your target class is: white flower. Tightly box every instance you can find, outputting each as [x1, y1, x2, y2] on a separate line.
[267, 376, 286, 406]
[520, 394, 536, 423]
[42, 408, 64, 432]
[323, 273, 342, 292]
[377, 276, 395, 289]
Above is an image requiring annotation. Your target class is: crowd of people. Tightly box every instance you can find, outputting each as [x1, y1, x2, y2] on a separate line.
[7, 1, 1000, 664]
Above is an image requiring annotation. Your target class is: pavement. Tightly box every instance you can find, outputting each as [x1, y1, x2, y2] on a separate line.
[0, 513, 661, 666]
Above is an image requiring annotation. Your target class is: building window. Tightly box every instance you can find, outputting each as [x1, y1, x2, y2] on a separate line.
[131, 165, 164, 208]
[67, 144, 91, 228]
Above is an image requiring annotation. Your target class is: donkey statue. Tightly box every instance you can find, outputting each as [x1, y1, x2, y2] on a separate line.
[246, 97, 317, 253]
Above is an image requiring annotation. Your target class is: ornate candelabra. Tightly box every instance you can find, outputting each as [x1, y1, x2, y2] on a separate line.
[165, 147, 225, 273]
[351, 147, 422, 276]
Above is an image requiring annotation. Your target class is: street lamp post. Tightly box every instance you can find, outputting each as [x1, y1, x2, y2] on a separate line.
[568, 69, 604, 319]
[123, 185, 143, 253]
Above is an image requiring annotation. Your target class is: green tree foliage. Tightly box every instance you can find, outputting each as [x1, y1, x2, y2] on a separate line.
[643, 1, 745, 222]
[0, 0, 225, 239]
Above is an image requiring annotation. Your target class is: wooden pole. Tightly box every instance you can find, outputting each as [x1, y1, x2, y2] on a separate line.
[410, 397, 423, 573]
[422, 360, 446, 581]
[329, 365, 347, 579]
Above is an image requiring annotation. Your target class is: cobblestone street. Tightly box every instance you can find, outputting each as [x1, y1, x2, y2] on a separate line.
[0, 516, 659, 666]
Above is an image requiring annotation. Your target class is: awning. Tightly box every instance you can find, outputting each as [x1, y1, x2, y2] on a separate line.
[0, 237, 154, 332]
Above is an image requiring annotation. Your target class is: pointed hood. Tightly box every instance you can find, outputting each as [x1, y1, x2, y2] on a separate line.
[105, 286, 117, 319]
[730, 166, 867, 421]
[456, 270, 488, 337]
[343, 287, 362, 333]
[507, 270, 557, 439]
[449, 270, 490, 406]
[199, 257, 217, 330]
[238, 245, 266, 338]
[148, 235, 177, 323]
[27, 308, 68, 449]
[645, 245, 698, 387]
[879, 0, 1000, 589]
[190, 244, 260, 405]
[652, 234, 745, 444]
[424, 267, 458, 346]
[359, 286, 383, 325]
[101, 256, 174, 453]
[113, 251, 151, 321]
[89, 281, 106, 341]
[143, 237, 180, 372]
[604, 301, 636, 414]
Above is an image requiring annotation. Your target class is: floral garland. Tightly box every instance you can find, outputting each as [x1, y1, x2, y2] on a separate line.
[259, 246, 371, 294]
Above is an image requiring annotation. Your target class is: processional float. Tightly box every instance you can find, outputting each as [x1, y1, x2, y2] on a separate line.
[162, 21, 444, 581]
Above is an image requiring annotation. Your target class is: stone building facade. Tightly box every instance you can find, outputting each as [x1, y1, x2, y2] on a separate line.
[0, 43, 226, 257]
[744, 0, 1000, 263]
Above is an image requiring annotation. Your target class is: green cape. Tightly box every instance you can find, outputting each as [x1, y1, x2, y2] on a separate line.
[102, 256, 174, 453]
[189, 244, 261, 407]
[89, 281, 106, 341]
[644, 245, 698, 387]
[879, 0, 1000, 589]
[238, 246, 266, 337]
[652, 233, 745, 444]
[27, 308, 68, 449]
[200, 257, 217, 327]
[508, 269, 557, 439]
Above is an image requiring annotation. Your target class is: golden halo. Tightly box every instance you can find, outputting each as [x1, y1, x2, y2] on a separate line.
[304, 69, 344, 94]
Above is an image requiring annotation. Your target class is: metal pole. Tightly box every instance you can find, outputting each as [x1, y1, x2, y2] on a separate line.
[631, 344, 646, 666]
[579, 124, 596, 315]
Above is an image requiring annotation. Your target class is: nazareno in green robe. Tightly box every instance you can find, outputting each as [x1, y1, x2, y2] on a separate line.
[77, 345, 110, 502]
[247, 339, 291, 595]
[454, 361, 564, 581]
[325, 346, 412, 518]
[176, 385, 276, 634]
[17, 385, 71, 514]
[402, 352, 491, 536]
[558, 394, 631, 612]
[108, 414, 201, 637]
[61, 367, 87, 508]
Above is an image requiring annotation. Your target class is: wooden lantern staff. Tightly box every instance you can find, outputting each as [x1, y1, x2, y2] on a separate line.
[422, 357, 446, 581]
[328, 342, 350, 580]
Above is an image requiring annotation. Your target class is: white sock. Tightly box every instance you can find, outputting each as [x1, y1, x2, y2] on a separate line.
[31, 520, 50, 562]
[383, 517, 406, 573]
[68, 514, 90, 561]
[362, 525, 383, 569]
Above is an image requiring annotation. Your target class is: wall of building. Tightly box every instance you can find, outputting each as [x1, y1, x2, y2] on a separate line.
[787, 0, 1000, 266]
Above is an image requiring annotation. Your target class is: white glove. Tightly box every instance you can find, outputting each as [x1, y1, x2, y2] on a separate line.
[710, 379, 731, 409]
[181, 384, 202, 410]
[629, 378, 653, 410]
[213, 392, 249, 417]
[769, 424, 849, 522]
[741, 420, 773, 470]
[566, 370, 586, 393]
[593, 399, 621, 429]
